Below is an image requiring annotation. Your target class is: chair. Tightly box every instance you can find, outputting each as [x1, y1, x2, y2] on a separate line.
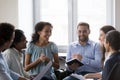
[107, 62, 120, 80]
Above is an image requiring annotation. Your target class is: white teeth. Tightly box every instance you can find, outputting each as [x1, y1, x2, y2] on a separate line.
[46, 36, 49, 39]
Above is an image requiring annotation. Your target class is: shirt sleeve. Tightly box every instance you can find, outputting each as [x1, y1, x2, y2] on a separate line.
[0, 65, 13, 80]
[25, 43, 33, 54]
[0, 62, 19, 80]
[81, 43, 102, 69]
[3, 50, 12, 69]
[51, 42, 58, 54]
[66, 44, 72, 61]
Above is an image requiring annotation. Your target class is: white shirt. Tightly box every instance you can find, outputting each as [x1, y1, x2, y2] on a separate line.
[104, 52, 111, 65]
[2, 48, 30, 78]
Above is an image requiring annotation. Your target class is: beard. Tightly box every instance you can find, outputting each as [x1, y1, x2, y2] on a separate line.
[79, 37, 88, 42]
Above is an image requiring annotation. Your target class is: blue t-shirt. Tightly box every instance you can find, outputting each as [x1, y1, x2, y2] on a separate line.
[25, 42, 58, 78]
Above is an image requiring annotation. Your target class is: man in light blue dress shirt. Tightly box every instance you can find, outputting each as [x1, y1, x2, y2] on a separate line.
[63, 22, 102, 80]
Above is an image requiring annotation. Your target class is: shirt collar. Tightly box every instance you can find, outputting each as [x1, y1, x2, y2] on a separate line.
[12, 48, 22, 56]
[75, 39, 91, 46]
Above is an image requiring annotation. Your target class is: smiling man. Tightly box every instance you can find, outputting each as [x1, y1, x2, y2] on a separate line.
[63, 22, 102, 80]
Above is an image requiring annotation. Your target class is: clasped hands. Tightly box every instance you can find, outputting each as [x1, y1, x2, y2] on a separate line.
[39, 53, 50, 63]
[72, 54, 82, 60]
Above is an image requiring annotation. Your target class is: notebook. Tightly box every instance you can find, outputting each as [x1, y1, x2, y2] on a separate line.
[33, 61, 52, 80]
[66, 59, 84, 66]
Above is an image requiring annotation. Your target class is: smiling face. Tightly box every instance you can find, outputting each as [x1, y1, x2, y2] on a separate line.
[104, 38, 110, 52]
[15, 35, 27, 50]
[77, 25, 90, 42]
[99, 30, 106, 45]
[38, 25, 52, 41]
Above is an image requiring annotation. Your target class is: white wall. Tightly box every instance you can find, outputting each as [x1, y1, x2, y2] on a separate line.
[0, 0, 33, 41]
[0, 0, 120, 31]
[0, 0, 18, 27]
[18, 0, 33, 41]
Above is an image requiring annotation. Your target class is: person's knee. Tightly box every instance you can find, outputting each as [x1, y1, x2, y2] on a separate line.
[63, 76, 70, 80]
[63, 76, 78, 80]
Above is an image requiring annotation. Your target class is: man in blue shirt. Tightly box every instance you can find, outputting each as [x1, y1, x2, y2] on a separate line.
[63, 22, 102, 80]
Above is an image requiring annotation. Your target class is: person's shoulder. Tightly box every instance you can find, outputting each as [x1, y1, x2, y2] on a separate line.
[49, 41, 56, 45]
[106, 53, 120, 64]
[69, 41, 78, 46]
[47, 42, 57, 47]
[48, 42, 58, 48]
[67, 41, 79, 49]
[2, 48, 14, 55]
[112, 52, 120, 60]
[88, 40, 100, 46]
[88, 39, 97, 44]
[27, 42, 36, 48]
[2, 48, 16, 61]
[28, 42, 34, 46]
[105, 54, 120, 69]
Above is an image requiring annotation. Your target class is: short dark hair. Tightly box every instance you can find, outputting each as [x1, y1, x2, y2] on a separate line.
[77, 22, 89, 29]
[0, 23, 15, 47]
[10, 29, 24, 48]
[106, 30, 120, 51]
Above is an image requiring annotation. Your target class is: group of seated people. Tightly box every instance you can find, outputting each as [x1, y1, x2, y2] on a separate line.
[0, 21, 120, 80]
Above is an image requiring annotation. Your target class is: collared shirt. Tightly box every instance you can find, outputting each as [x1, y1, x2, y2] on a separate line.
[66, 40, 102, 73]
[0, 53, 20, 80]
[3, 48, 30, 78]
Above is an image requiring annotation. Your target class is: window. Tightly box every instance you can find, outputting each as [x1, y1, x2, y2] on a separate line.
[37, 0, 68, 46]
[33, 0, 68, 53]
[77, 0, 106, 42]
[18, 0, 113, 54]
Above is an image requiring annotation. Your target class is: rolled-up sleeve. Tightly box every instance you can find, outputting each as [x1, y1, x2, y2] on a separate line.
[0, 53, 20, 80]
[81, 43, 102, 69]
[66, 45, 72, 61]
[0, 71, 13, 80]
[0, 63, 20, 80]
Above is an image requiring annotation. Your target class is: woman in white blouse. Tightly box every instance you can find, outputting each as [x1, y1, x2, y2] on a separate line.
[84, 25, 115, 79]
[3, 29, 30, 78]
